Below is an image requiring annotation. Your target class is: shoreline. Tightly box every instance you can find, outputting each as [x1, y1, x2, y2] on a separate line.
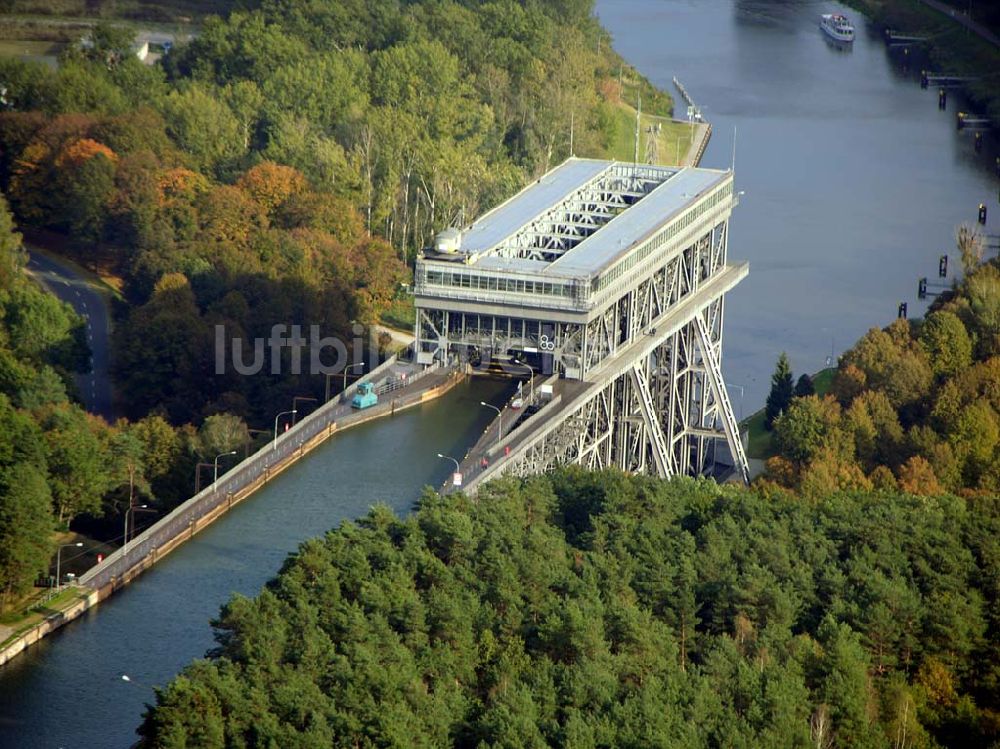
[0, 367, 465, 668]
[844, 0, 1000, 124]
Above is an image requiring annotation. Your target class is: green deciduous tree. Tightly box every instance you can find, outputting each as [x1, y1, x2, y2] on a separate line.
[0, 191, 25, 290]
[919, 310, 972, 380]
[197, 413, 249, 459]
[40, 405, 111, 523]
[774, 395, 842, 464]
[0, 462, 53, 609]
[161, 85, 245, 175]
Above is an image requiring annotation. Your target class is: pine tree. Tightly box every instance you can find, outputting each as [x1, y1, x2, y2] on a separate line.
[794, 373, 815, 398]
[765, 352, 794, 430]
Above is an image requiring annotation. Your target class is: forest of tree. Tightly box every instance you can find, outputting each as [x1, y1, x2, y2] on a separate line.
[0, 0, 669, 415]
[0, 0, 672, 601]
[139, 469, 1000, 747]
[1, 3, 998, 746]
[762, 227, 1000, 499]
[0, 191, 291, 608]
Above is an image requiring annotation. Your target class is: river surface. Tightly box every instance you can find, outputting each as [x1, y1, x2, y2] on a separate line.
[597, 0, 998, 411]
[2, 1, 1000, 746]
[0, 378, 511, 749]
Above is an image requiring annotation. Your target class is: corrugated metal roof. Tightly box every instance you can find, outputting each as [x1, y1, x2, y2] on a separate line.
[459, 158, 611, 253]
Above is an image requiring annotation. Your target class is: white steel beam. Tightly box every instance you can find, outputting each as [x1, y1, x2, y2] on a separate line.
[629, 365, 674, 477]
[694, 315, 750, 484]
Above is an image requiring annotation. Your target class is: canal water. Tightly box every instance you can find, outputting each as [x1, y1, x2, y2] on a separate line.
[0, 378, 511, 749]
[2, 1, 999, 746]
[596, 0, 998, 411]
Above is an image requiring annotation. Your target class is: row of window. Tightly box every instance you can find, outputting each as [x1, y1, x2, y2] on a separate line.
[594, 182, 733, 293]
[423, 269, 578, 299]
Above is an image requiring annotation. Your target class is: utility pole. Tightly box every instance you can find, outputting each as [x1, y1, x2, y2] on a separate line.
[634, 92, 641, 164]
[569, 110, 574, 156]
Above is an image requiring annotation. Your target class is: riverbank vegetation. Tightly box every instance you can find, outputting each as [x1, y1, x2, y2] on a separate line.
[140, 469, 1000, 748]
[0, 0, 675, 613]
[761, 226, 1000, 498]
[0, 0, 673, 428]
[0, 0, 233, 25]
[0, 195, 272, 612]
[846, 0, 1000, 123]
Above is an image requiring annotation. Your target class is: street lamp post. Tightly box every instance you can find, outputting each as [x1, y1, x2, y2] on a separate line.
[291, 396, 318, 425]
[510, 359, 534, 404]
[214, 450, 237, 486]
[437, 453, 459, 472]
[56, 542, 83, 590]
[338, 363, 366, 403]
[273, 409, 297, 451]
[123, 504, 148, 555]
[480, 401, 502, 446]
[725, 382, 745, 423]
[437, 453, 461, 487]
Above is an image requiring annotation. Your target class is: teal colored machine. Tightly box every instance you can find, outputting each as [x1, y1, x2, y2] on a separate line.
[351, 382, 378, 409]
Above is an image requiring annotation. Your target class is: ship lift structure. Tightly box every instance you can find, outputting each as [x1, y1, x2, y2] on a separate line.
[413, 158, 749, 487]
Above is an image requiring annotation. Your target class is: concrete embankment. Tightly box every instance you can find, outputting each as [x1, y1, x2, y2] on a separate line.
[0, 364, 465, 667]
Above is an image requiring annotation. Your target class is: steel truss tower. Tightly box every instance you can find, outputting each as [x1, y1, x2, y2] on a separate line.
[414, 158, 749, 486]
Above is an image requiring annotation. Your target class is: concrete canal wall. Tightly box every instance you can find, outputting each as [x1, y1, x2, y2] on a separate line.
[0, 364, 464, 667]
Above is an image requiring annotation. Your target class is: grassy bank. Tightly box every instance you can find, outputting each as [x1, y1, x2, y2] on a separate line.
[379, 296, 416, 333]
[845, 0, 1000, 123]
[0, 0, 233, 24]
[607, 101, 697, 166]
[0, 530, 112, 651]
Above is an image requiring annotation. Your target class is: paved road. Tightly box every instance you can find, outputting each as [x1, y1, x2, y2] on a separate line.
[25, 248, 114, 421]
[374, 323, 415, 350]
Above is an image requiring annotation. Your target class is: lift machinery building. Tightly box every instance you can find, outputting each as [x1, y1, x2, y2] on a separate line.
[414, 157, 749, 483]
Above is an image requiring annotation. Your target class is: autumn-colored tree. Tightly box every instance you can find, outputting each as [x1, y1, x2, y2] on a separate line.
[54, 138, 117, 168]
[832, 362, 867, 406]
[351, 236, 407, 323]
[799, 447, 872, 497]
[897, 455, 944, 496]
[762, 455, 798, 487]
[869, 465, 897, 492]
[197, 184, 267, 249]
[275, 191, 365, 247]
[158, 167, 210, 206]
[916, 657, 958, 709]
[235, 161, 307, 216]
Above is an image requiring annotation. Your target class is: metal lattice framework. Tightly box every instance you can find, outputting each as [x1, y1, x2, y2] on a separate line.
[415, 160, 749, 487]
[490, 164, 670, 262]
[478, 245, 749, 487]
